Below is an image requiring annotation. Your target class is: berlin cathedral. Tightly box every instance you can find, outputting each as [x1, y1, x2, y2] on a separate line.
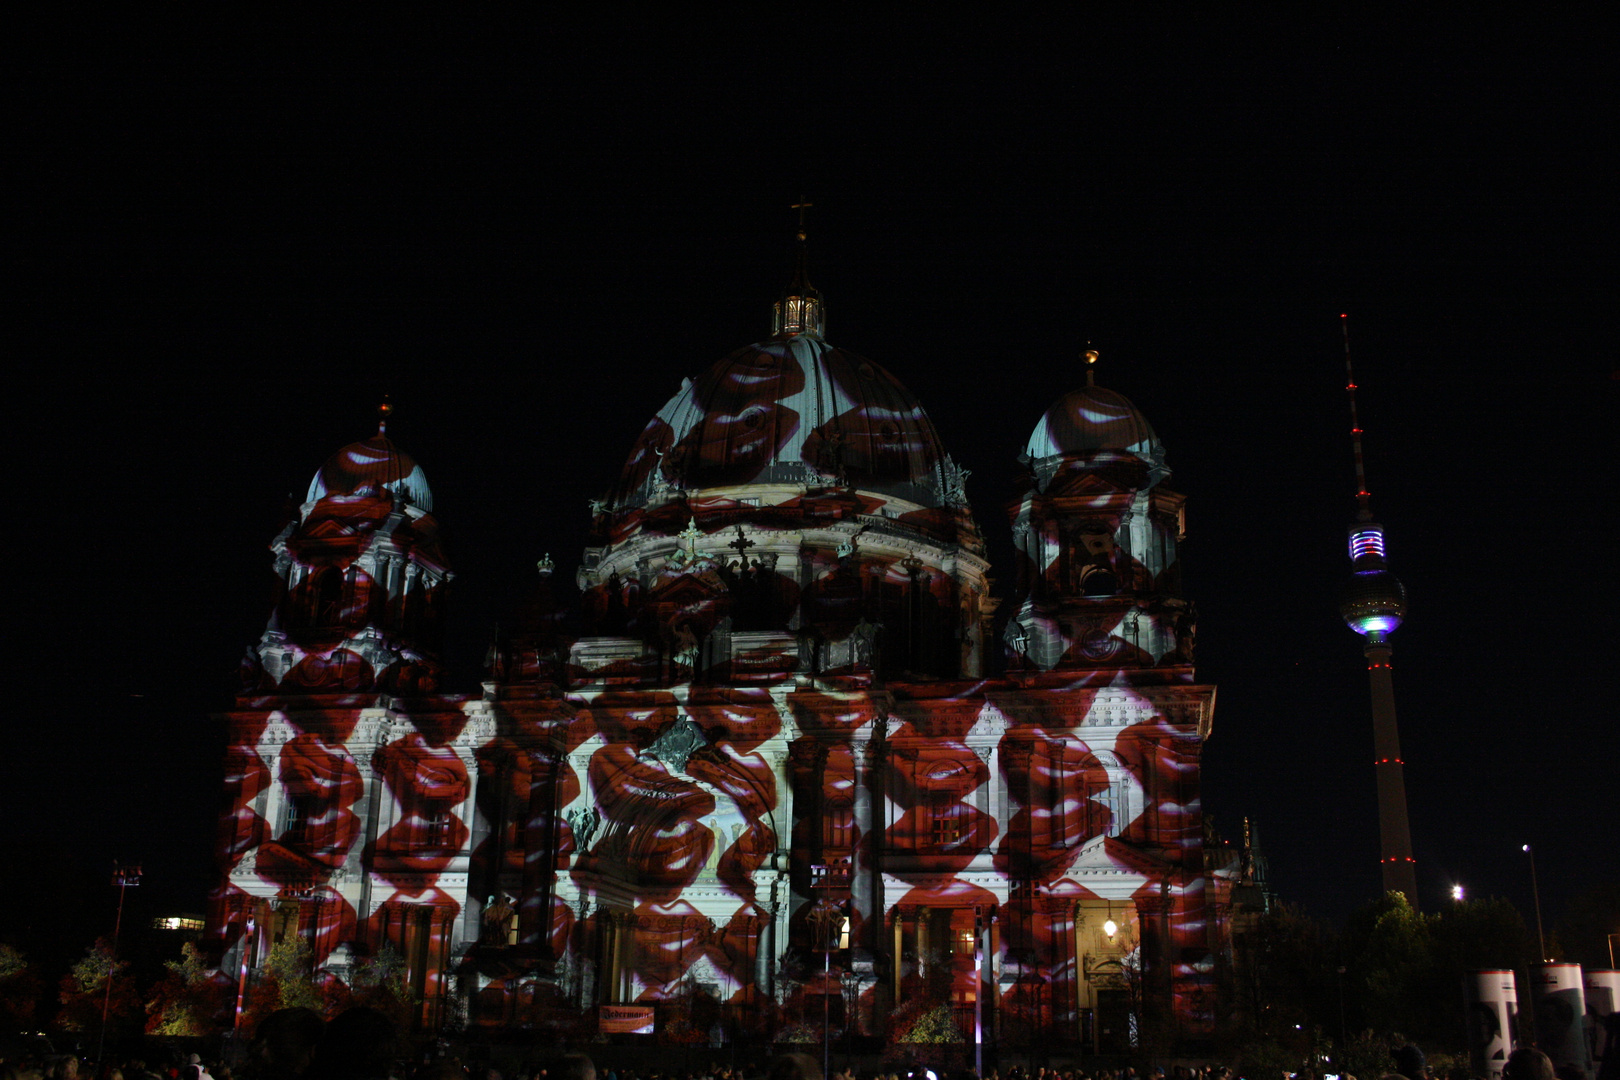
[207, 237, 1254, 1053]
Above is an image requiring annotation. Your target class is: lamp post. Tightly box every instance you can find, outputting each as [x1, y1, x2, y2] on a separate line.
[98, 862, 141, 1064]
[1335, 966, 1347, 1054]
[972, 908, 983, 1080]
[1522, 845, 1546, 961]
[840, 968, 860, 1070]
[808, 902, 846, 1080]
[1606, 932, 1618, 969]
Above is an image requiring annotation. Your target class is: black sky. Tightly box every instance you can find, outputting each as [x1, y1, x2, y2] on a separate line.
[6, 14, 1615, 972]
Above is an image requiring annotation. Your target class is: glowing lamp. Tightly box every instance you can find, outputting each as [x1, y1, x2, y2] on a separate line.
[1452, 885, 1465, 901]
[1103, 919, 1119, 939]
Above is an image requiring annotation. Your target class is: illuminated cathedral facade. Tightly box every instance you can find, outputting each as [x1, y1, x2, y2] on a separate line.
[208, 247, 1226, 1052]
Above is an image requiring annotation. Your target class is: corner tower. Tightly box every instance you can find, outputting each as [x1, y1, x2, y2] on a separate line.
[244, 413, 451, 693]
[211, 410, 487, 1034]
[1004, 352, 1194, 677]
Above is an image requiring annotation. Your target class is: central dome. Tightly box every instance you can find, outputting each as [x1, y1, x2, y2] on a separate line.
[615, 336, 951, 507]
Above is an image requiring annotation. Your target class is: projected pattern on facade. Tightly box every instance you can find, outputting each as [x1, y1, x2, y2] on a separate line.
[209, 271, 1218, 1047]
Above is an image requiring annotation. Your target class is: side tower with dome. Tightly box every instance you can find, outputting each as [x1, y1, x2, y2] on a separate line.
[1005, 351, 1195, 677]
[209, 234, 1223, 1053]
[210, 414, 493, 1032]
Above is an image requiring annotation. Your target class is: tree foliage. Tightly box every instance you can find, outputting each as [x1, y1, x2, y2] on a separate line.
[239, 937, 324, 1033]
[1344, 892, 1434, 1035]
[1229, 903, 1337, 1041]
[1217, 892, 1543, 1063]
[0, 945, 42, 1031]
[346, 944, 415, 1027]
[897, 1003, 964, 1044]
[145, 942, 233, 1037]
[56, 937, 140, 1036]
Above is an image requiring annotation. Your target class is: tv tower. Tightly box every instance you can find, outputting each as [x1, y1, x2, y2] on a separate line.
[1337, 314, 1418, 905]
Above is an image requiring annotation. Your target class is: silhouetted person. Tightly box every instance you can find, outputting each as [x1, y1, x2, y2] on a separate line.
[1599, 1010, 1620, 1080]
[1503, 1050, 1555, 1080]
[767, 1054, 819, 1080]
[251, 1007, 326, 1079]
[1393, 1045, 1428, 1080]
[556, 1055, 597, 1080]
[306, 1006, 401, 1080]
[531, 1052, 597, 1080]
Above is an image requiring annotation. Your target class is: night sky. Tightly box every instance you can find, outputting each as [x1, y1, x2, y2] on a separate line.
[7, 16, 1615, 975]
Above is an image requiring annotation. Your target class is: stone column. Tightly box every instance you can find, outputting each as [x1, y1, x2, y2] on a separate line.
[617, 914, 636, 1002]
[518, 749, 559, 949]
[892, 912, 905, 1002]
[754, 904, 776, 1001]
[350, 735, 381, 928]
[765, 745, 793, 862]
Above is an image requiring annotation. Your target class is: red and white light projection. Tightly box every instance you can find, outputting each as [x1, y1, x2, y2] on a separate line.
[208, 274, 1220, 1051]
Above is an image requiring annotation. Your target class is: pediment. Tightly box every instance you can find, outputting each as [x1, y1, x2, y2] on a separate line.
[1067, 834, 1171, 877]
[646, 570, 729, 605]
[295, 519, 369, 544]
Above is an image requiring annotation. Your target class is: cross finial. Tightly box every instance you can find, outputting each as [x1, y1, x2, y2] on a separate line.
[791, 197, 813, 241]
[677, 521, 703, 558]
[728, 526, 756, 559]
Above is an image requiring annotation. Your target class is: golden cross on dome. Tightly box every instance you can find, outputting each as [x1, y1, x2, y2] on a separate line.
[791, 198, 813, 240]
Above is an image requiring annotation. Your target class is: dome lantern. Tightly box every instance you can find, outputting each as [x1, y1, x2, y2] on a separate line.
[771, 201, 824, 340]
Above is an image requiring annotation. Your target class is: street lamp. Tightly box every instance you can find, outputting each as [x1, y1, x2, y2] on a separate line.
[807, 902, 847, 1080]
[973, 909, 986, 1080]
[99, 862, 142, 1064]
[840, 967, 860, 1069]
[1451, 884, 1465, 902]
[1522, 845, 1547, 961]
[1335, 966, 1347, 1052]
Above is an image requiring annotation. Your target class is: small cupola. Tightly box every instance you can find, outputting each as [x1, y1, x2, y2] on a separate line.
[771, 201, 825, 339]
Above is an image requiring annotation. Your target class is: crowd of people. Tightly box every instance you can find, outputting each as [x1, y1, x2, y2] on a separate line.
[0, 1019, 1591, 1080]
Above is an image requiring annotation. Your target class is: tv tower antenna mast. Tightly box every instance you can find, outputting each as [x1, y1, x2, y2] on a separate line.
[1337, 314, 1418, 905]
